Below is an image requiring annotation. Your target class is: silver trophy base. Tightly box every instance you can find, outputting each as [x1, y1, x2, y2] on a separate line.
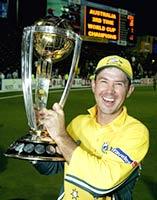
[4, 133, 65, 161]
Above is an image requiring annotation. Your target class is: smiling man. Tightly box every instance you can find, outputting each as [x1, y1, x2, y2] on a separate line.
[33, 55, 149, 200]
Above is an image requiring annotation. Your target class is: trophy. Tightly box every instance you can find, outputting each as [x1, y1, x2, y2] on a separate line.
[4, 17, 82, 161]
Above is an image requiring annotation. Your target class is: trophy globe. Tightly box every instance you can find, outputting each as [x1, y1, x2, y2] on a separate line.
[33, 17, 75, 110]
[4, 16, 82, 161]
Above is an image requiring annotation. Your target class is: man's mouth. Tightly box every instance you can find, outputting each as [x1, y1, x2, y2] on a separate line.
[103, 97, 114, 102]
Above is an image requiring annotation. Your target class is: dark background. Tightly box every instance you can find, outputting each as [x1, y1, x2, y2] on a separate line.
[0, 0, 157, 36]
[3, 0, 157, 36]
[0, 0, 157, 77]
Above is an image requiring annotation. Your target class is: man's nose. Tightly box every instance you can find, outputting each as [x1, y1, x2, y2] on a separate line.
[106, 83, 115, 93]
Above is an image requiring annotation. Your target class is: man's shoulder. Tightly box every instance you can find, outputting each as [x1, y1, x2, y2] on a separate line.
[125, 115, 149, 135]
[127, 115, 147, 127]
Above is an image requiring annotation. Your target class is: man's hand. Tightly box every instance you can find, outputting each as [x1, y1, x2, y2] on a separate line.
[39, 103, 66, 141]
[38, 103, 78, 163]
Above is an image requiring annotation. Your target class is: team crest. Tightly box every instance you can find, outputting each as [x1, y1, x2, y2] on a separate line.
[71, 189, 79, 199]
[102, 142, 109, 153]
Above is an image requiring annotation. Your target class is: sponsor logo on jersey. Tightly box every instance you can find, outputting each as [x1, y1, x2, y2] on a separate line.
[101, 144, 138, 167]
[110, 147, 133, 164]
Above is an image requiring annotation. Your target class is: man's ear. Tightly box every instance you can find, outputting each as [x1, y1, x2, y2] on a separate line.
[127, 84, 134, 98]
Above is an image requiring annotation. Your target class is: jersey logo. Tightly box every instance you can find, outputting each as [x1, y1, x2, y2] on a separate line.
[102, 142, 109, 153]
[71, 189, 79, 199]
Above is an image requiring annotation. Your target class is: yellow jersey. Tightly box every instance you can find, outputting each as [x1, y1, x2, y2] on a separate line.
[60, 106, 149, 200]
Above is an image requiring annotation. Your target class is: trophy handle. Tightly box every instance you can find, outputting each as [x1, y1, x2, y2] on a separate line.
[59, 35, 82, 108]
[21, 27, 37, 130]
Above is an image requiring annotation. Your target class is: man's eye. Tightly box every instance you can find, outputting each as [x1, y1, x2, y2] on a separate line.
[101, 80, 107, 83]
[115, 82, 124, 86]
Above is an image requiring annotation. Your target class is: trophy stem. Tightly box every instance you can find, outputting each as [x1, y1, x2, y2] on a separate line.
[35, 60, 52, 110]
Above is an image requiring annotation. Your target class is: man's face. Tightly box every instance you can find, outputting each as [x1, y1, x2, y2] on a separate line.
[92, 67, 134, 116]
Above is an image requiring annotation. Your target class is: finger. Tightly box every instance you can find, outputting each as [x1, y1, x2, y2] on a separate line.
[56, 146, 62, 155]
[52, 102, 64, 115]
[52, 102, 60, 110]
[38, 107, 47, 114]
[46, 109, 57, 117]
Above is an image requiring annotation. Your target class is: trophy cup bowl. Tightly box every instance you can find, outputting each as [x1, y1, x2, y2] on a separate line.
[4, 17, 82, 161]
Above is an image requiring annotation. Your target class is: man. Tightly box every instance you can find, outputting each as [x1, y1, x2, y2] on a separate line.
[33, 55, 149, 200]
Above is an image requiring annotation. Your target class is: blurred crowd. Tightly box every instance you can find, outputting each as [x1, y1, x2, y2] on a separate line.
[0, 21, 157, 83]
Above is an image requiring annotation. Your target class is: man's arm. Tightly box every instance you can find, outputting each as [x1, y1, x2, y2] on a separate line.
[32, 161, 64, 175]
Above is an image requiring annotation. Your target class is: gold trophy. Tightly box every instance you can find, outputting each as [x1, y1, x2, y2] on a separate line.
[4, 17, 82, 161]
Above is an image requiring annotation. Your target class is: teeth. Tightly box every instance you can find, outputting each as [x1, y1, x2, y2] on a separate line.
[103, 97, 114, 102]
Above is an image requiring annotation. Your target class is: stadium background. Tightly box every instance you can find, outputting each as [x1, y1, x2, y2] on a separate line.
[0, 86, 157, 200]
